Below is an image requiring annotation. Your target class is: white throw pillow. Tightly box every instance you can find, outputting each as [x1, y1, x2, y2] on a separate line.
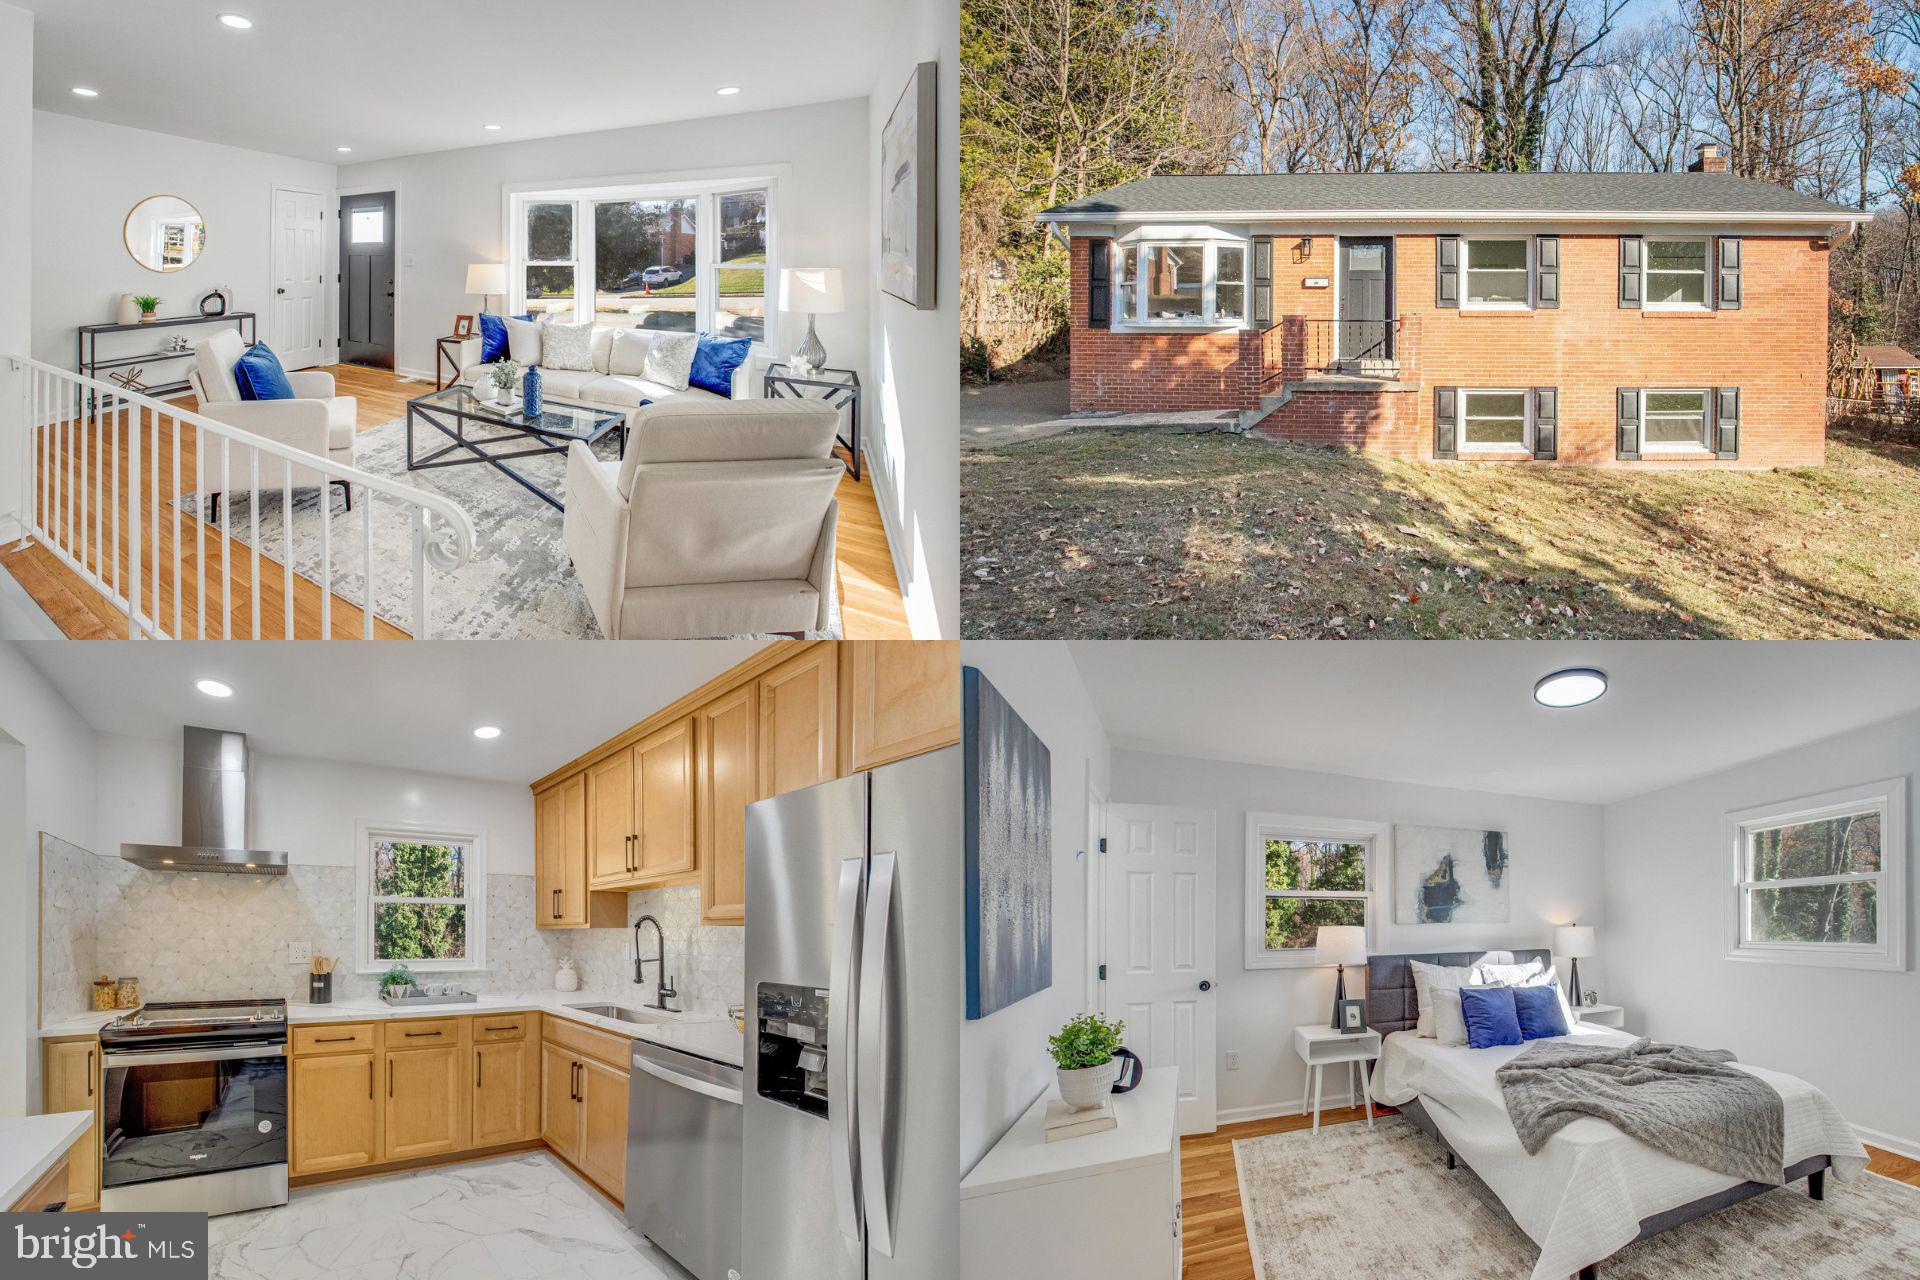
[1473, 959, 1546, 986]
[610, 328, 656, 377]
[541, 320, 595, 372]
[506, 316, 544, 367]
[642, 332, 698, 392]
[1409, 961, 1476, 1038]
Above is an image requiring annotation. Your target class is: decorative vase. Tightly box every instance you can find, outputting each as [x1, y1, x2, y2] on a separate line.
[523, 365, 544, 417]
[115, 293, 140, 326]
[139, 311, 157, 324]
[1056, 1056, 1122, 1111]
[555, 958, 579, 992]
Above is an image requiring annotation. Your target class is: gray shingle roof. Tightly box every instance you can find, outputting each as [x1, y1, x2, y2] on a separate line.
[1038, 171, 1864, 221]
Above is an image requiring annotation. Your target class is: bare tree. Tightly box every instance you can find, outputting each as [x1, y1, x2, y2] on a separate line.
[1203, 0, 1321, 172]
[1602, 21, 1709, 172]
[1303, 0, 1426, 171]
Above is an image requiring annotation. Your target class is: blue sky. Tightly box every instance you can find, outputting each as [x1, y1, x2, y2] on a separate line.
[1618, 0, 1679, 26]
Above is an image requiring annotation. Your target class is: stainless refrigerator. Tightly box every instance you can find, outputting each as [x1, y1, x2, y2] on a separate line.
[743, 746, 959, 1280]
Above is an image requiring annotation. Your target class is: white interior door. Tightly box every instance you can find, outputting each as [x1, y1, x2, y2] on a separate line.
[1104, 804, 1217, 1135]
[1086, 784, 1106, 1011]
[271, 186, 326, 369]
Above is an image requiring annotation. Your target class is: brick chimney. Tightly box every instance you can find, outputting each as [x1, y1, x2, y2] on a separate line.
[1689, 142, 1728, 174]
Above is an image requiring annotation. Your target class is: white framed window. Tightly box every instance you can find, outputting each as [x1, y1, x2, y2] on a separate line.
[1726, 778, 1907, 972]
[356, 821, 486, 974]
[1644, 237, 1711, 310]
[1463, 237, 1531, 309]
[1115, 238, 1250, 329]
[1459, 388, 1532, 454]
[1640, 388, 1711, 453]
[1244, 814, 1385, 970]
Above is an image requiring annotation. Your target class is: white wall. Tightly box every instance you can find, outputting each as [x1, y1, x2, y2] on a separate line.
[336, 99, 870, 386]
[1109, 749, 1607, 1123]
[1603, 709, 1920, 1155]
[958, 640, 1111, 1173]
[0, 3, 32, 539]
[31, 112, 336, 372]
[867, 0, 959, 640]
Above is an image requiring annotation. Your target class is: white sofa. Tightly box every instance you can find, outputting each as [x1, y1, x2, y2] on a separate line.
[456, 323, 755, 425]
[188, 329, 356, 522]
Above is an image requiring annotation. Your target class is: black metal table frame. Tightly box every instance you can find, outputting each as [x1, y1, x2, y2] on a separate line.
[764, 363, 862, 480]
[76, 312, 257, 420]
[405, 393, 627, 511]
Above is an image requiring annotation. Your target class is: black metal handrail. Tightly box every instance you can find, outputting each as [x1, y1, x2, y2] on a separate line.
[1261, 317, 1403, 386]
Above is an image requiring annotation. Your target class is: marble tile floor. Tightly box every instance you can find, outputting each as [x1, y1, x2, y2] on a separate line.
[209, 1152, 695, 1280]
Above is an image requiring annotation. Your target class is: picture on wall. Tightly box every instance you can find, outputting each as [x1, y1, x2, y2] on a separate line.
[1394, 824, 1511, 924]
[880, 59, 937, 310]
[963, 666, 1052, 1020]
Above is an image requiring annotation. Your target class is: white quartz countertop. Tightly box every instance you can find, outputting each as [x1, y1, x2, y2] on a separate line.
[41, 991, 746, 1069]
[1, 1111, 89, 1207]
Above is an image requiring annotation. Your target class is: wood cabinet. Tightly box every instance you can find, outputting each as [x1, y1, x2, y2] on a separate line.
[41, 1038, 100, 1211]
[541, 1041, 582, 1157]
[536, 773, 623, 930]
[759, 643, 840, 799]
[472, 1035, 540, 1147]
[586, 748, 637, 888]
[542, 1023, 630, 1204]
[9, 1155, 71, 1212]
[291, 1048, 380, 1176]
[698, 682, 761, 924]
[843, 640, 961, 772]
[634, 716, 696, 882]
[384, 1038, 466, 1162]
[577, 1057, 630, 1202]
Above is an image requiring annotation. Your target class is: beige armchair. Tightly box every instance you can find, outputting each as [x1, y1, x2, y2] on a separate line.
[187, 329, 357, 523]
[563, 397, 845, 639]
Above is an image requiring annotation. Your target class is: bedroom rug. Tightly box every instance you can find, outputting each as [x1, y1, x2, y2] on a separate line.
[177, 417, 840, 640]
[1233, 1116, 1920, 1280]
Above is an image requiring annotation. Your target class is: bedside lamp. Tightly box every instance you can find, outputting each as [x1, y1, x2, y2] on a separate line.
[466, 263, 507, 316]
[779, 266, 844, 376]
[1554, 924, 1596, 1005]
[1315, 925, 1367, 1030]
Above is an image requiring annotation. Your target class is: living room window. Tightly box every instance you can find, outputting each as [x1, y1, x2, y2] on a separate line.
[1244, 814, 1382, 969]
[523, 201, 578, 318]
[1463, 237, 1531, 308]
[1114, 237, 1250, 328]
[357, 823, 486, 973]
[1644, 237, 1711, 310]
[1640, 389, 1711, 453]
[1459, 388, 1532, 453]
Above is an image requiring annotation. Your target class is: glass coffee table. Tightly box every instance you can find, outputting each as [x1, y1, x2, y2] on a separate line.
[405, 384, 631, 511]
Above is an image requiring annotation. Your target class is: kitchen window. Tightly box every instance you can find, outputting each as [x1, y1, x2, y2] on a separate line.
[1115, 239, 1250, 328]
[1463, 237, 1531, 308]
[1244, 814, 1382, 969]
[357, 823, 486, 973]
[1459, 388, 1532, 453]
[1640, 389, 1711, 453]
[1645, 237, 1710, 310]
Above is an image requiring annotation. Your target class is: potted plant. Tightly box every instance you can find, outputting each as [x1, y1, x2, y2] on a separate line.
[486, 358, 519, 405]
[1048, 1012, 1126, 1111]
[133, 295, 162, 324]
[379, 964, 418, 1000]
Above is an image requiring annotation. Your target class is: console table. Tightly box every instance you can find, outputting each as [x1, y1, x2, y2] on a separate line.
[75, 312, 256, 419]
[763, 363, 862, 479]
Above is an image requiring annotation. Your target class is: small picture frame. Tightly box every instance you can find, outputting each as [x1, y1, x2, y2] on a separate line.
[452, 314, 476, 339]
[1335, 998, 1368, 1035]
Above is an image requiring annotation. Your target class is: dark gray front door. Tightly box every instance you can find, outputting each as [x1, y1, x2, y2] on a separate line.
[1338, 237, 1392, 363]
[339, 191, 395, 369]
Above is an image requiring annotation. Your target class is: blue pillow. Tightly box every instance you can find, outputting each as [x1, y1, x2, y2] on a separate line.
[232, 342, 294, 401]
[689, 334, 753, 398]
[478, 312, 532, 363]
[1460, 986, 1523, 1049]
[1513, 982, 1570, 1040]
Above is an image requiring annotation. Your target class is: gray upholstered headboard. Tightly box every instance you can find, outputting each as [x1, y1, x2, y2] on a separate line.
[1364, 949, 1552, 1037]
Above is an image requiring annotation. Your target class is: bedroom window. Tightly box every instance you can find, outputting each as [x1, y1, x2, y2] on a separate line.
[357, 823, 487, 973]
[1244, 813, 1383, 969]
[1727, 779, 1907, 972]
[1644, 237, 1710, 310]
[1463, 237, 1531, 308]
[1459, 389, 1532, 454]
[1641, 389, 1712, 453]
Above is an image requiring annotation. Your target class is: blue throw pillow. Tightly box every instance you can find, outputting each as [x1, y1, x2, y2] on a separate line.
[232, 342, 294, 401]
[478, 312, 532, 363]
[1460, 986, 1523, 1049]
[1513, 982, 1570, 1040]
[689, 334, 753, 398]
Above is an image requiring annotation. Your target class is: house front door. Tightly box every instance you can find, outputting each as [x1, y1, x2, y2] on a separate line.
[1338, 237, 1393, 364]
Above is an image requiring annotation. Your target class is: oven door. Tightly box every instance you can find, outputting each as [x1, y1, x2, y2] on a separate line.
[101, 1041, 288, 1190]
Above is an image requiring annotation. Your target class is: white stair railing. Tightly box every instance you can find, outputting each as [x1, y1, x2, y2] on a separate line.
[9, 356, 475, 639]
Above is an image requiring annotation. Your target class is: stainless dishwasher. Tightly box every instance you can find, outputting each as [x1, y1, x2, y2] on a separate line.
[626, 1038, 744, 1280]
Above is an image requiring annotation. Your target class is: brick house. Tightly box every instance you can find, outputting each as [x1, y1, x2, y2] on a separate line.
[1038, 147, 1870, 466]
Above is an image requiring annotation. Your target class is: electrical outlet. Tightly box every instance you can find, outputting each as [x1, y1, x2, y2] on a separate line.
[287, 940, 311, 964]
[1225, 1049, 1241, 1070]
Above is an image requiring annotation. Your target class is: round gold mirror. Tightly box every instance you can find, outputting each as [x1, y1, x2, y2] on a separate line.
[123, 196, 206, 273]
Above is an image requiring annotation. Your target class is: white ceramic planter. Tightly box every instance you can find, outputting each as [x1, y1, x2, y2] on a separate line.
[1057, 1057, 1120, 1111]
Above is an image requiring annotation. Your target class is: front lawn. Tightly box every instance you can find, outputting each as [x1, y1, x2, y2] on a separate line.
[960, 429, 1920, 638]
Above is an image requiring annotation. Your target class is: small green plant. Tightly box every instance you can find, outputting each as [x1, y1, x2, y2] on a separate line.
[490, 359, 520, 392]
[1047, 1012, 1125, 1070]
[378, 964, 417, 994]
[133, 295, 161, 316]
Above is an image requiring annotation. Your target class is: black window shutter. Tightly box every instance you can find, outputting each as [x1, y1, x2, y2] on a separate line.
[1715, 387, 1740, 458]
[1533, 388, 1559, 460]
[1436, 235, 1460, 309]
[1536, 236, 1560, 308]
[1619, 236, 1643, 309]
[1717, 237, 1742, 310]
[1254, 237, 1275, 331]
[1088, 239, 1111, 329]
[1434, 387, 1458, 459]
[1616, 388, 1641, 460]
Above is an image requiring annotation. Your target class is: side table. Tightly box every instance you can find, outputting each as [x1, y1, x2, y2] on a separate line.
[763, 363, 861, 480]
[435, 335, 470, 390]
[1293, 1024, 1381, 1133]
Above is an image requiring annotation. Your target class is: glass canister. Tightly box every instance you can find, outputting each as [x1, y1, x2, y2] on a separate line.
[116, 977, 140, 1009]
[90, 976, 117, 1011]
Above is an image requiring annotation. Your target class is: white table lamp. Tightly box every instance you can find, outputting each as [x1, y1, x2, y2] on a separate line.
[1315, 925, 1368, 1030]
[1554, 924, 1596, 1005]
[466, 263, 507, 316]
[779, 267, 844, 376]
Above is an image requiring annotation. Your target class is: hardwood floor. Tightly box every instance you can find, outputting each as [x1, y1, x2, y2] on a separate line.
[1180, 1108, 1920, 1280]
[2, 363, 911, 639]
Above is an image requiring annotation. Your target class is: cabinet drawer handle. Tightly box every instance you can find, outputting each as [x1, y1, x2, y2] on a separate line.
[483, 1024, 518, 1032]
[403, 1030, 442, 1038]
[314, 1035, 355, 1044]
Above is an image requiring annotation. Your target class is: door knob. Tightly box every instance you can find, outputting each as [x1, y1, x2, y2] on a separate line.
[1198, 980, 1213, 992]
[276, 288, 286, 294]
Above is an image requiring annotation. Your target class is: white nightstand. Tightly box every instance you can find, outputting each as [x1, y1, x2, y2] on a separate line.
[1574, 1003, 1625, 1029]
[1292, 1024, 1381, 1133]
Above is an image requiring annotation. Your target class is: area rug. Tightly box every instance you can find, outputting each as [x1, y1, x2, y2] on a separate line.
[178, 416, 840, 639]
[1233, 1116, 1920, 1280]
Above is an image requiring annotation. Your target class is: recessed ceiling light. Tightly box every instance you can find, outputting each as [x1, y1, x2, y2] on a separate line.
[483, 123, 502, 131]
[336, 146, 352, 153]
[218, 13, 253, 29]
[1533, 668, 1607, 709]
[473, 725, 502, 740]
[71, 86, 99, 97]
[196, 678, 234, 698]
[715, 86, 741, 96]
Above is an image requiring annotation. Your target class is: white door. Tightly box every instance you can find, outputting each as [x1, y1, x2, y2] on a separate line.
[1086, 784, 1106, 1010]
[1104, 804, 1217, 1135]
[271, 186, 327, 368]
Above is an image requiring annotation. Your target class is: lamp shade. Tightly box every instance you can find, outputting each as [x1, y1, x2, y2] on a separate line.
[465, 263, 507, 295]
[1314, 925, 1368, 968]
[1554, 925, 1596, 959]
[779, 266, 844, 314]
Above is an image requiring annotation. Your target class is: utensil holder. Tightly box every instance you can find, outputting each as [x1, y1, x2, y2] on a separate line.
[309, 972, 333, 1004]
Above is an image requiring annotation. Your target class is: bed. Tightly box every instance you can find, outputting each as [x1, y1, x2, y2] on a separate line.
[1363, 949, 1868, 1280]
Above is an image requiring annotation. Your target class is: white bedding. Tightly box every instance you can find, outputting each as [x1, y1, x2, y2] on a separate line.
[1371, 1024, 1868, 1280]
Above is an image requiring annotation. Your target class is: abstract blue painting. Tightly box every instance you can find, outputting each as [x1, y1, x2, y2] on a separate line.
[1394, 824, 1511, 924]
[964, 666, 1052, 1020]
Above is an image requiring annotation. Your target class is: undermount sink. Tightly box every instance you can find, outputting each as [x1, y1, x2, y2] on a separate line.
[565, 1002, 676, 1025]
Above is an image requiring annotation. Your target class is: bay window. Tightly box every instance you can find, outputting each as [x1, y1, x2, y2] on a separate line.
[1645, 237, 1710, 309]
[1463, 237, 1531, 308]
[1114, 237, 1250, 328]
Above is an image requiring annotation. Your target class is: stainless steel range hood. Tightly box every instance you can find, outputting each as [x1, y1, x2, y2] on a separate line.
[121, 727, 287, 875]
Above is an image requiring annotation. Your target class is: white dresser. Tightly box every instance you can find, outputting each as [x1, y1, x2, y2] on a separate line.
[959, 1067, 1182, 1280]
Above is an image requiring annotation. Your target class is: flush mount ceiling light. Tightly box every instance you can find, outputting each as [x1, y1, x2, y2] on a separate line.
[715, 86, 741, 96]
[483, 123, 502, 131]
[218, 13, 253, 28]
[1533, 668, 1608, 709]
[336, 146, 352, 153]
[473, 725, 502, 740]
[71, 86, 99, 97]
[195, 678, 234, 698]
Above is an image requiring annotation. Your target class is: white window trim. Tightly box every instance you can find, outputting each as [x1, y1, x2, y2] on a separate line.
[1113, 236, 1252, 332]
[1458, 387, 1534, 455]
[1639, 387, 1713, 455]
[1244, 813, 1387, 970]
[1643, 235, 1713, 313]
[1461, 235, 1534, 312]
[356, 820, 488, 975]
[1724, 777, 1907, 972]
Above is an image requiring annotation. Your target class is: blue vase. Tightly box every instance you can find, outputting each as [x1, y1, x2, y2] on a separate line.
[523, 365, 544, 417]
